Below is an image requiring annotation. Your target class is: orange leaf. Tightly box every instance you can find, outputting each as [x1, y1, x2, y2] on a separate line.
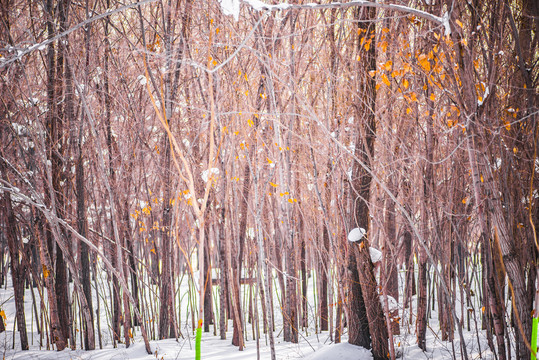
[418, 54, 431, 72]
[364, 39, 372, 51]
[43, 265, 50, 279]
[381, 73, 391, 87]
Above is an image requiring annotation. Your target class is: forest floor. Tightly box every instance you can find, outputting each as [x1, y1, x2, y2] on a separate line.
[0, 268, 499, 359]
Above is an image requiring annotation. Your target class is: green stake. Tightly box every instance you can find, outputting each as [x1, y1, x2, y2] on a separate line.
[532, 316, 538, 360]
[196, 319, 202, 360]
[532, 316, 539, 360]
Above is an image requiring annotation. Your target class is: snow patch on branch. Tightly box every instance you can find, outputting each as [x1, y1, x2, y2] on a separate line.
[220, 0, 241, 21]
[369, 247, 382, 264]
[348, 227, 366, 242]
[442, 11, 451, 36]
[243, 0, 291, 11]
[201, 168, 220, 183]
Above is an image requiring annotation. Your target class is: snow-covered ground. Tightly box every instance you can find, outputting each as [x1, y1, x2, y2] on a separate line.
[0, 266, 498, 359]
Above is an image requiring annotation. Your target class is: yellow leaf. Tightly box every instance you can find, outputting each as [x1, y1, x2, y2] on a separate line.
[403, 78, 409, 89]
[403, 63, 412, 73]
[364, 39, 372, 51]
[375, 83, 381, 91]
[430, 93, 436, 101]
[504, 121, 511, 131]
[410, 92, 418, 102]
[462, 197, 467, 204]
[150, 248, 156, 254]
[269, 182, 278, 188]
[406, 107, 411, 115]
[247, 118, 254, 127]
[456, 19, 464, 28]
[513, 147, 518, 154]
[43, 265, 50, 279]
[288, 199, 294, 203]
[368, 70, 376, 78]
[267, 157, 273, 164]
[480, 174, 484, 183]
[381, 73, 391, 87]
[383, 60, 392, 71]
[418, 54, 431, 72]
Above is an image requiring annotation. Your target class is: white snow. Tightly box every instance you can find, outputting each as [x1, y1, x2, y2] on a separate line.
[478, 86, 489, 106]
[137, 75, 147, 86]
[201, 167, 220, 182]
[348, 227, 366, 242]
[305, 343, 372, 360]
[219, 0, 240, 21]
[380, 294, 399, 312]
[220, 0, 292, 20]
[369, 247, 382, 264]
[244, 0, 269, 11]
[442, 11, 451, 36]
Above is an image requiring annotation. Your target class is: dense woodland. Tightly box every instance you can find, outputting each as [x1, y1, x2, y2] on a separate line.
[0, 0, 537, 359]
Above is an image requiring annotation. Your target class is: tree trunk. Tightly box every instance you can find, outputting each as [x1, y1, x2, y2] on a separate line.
[0, 177, 28, 350]
[348, 5, 389, 360]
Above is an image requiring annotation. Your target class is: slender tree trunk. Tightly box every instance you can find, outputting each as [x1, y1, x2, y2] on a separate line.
[348, 6, 389, 360]
[218, 188, 228, 339]
[0, 176, 28, 350]
[203, 232, 214, 332]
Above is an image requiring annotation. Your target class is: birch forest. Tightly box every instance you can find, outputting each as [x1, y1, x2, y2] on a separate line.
[0, 0, 537, 359]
